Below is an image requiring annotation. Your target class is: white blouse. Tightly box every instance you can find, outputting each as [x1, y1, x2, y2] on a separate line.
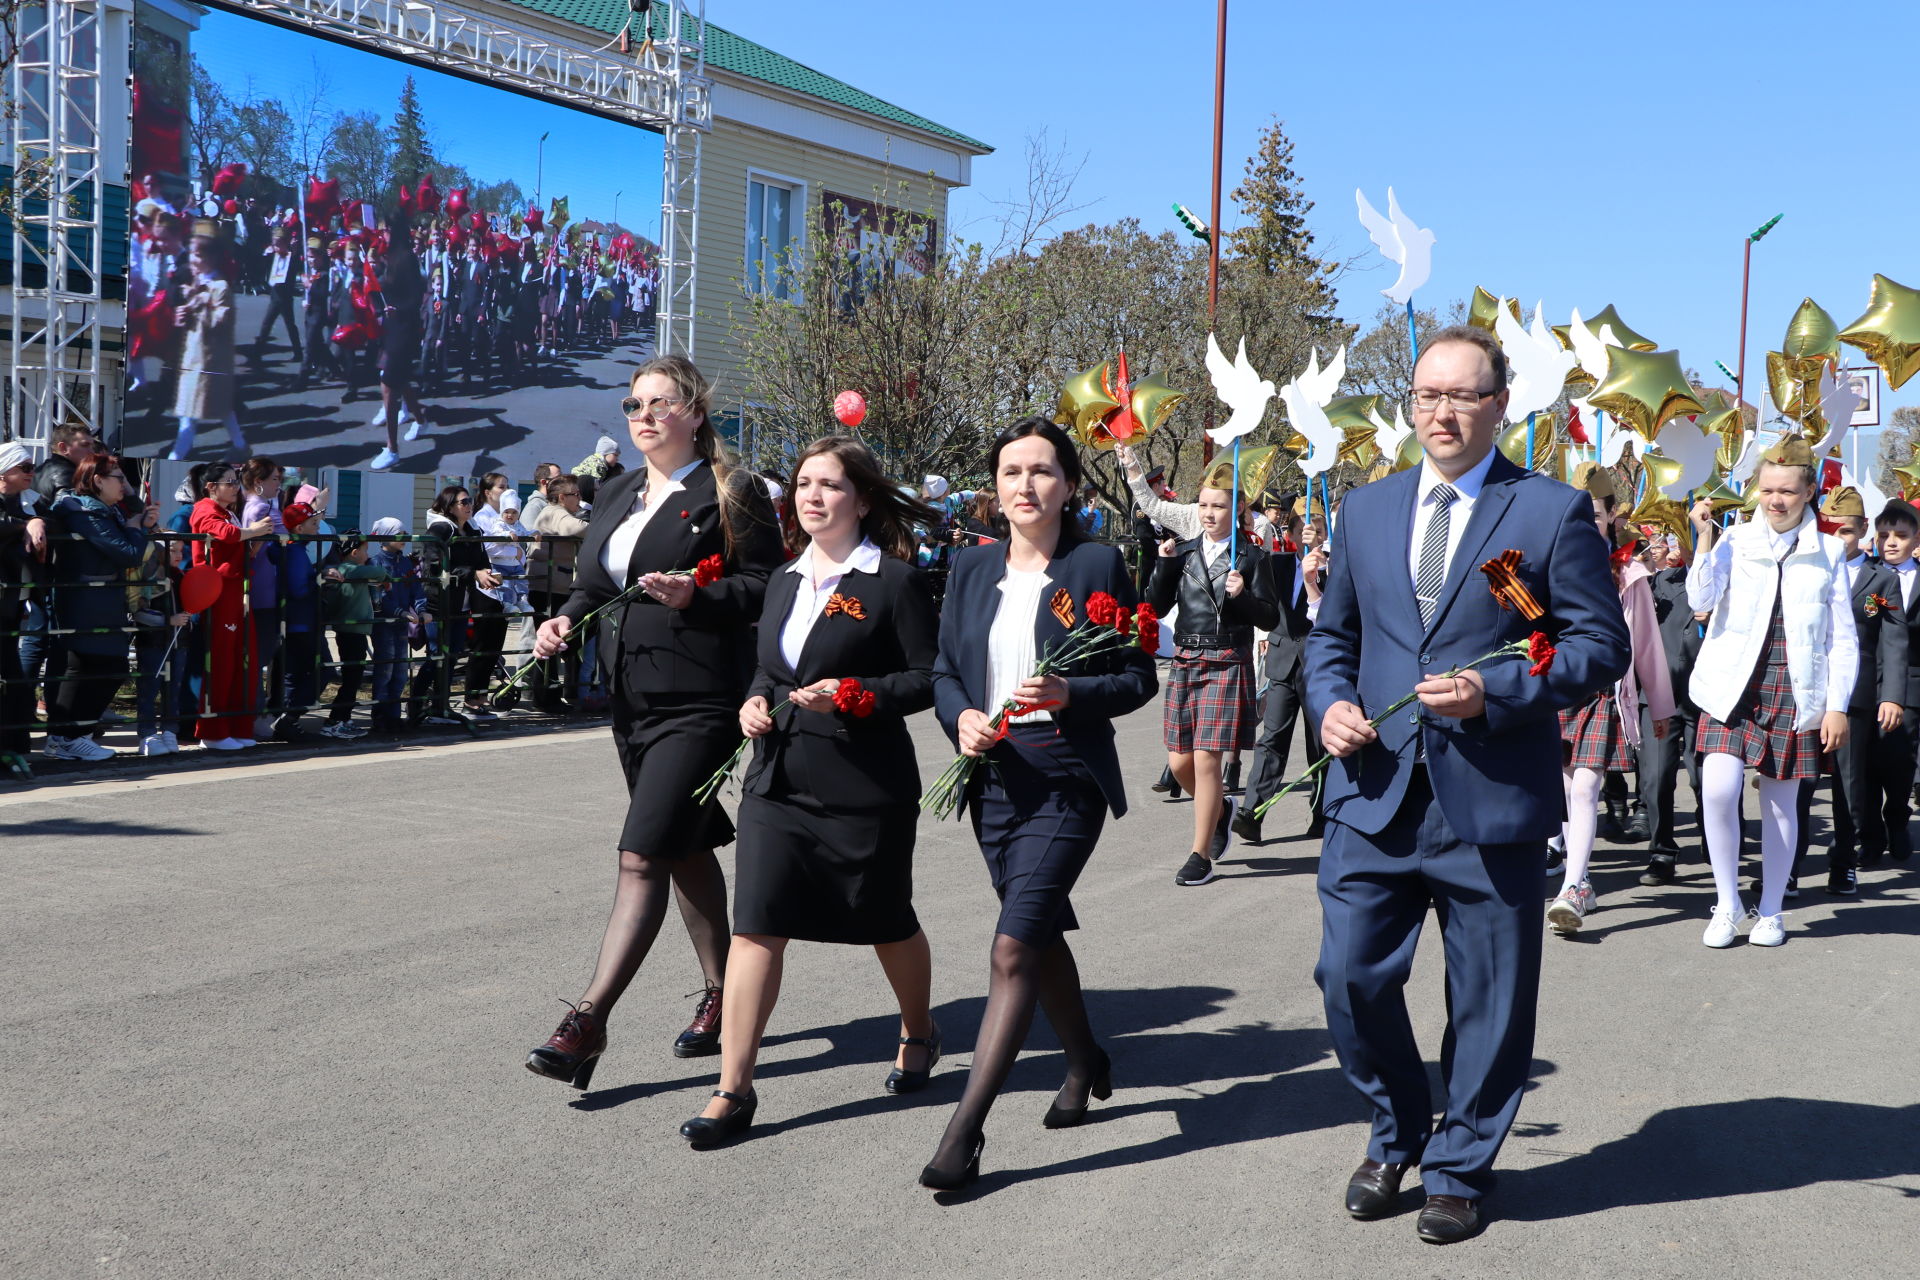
[600, 457, 704, 586]
[986, 564, 1053, 724]
[780, 538, 883, 668]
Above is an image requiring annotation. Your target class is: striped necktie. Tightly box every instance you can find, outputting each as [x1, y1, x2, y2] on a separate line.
[1416, 484, 1458, 628]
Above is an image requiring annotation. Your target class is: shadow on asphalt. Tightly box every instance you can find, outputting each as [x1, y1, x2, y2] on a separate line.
[1498, 1099, 1920, 1218]
[29, 815, 211, 839]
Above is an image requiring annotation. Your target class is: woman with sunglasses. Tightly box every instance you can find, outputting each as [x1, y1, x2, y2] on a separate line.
[42, 454, 159, 761]
[188, 462, 275, 749]
[525, 355, 783, 1090]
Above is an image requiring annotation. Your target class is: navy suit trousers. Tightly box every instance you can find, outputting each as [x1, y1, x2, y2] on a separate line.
[1314, 765, 1546, 1200]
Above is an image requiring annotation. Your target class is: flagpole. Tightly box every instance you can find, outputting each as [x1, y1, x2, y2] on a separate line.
[1202, 0, 1227, 466]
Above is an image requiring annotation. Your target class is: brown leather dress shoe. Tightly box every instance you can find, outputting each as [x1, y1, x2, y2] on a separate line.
[673, 984, 723, 1058]
[526, 1002, 607, 1089]
[1345, 1158, 1411, 1219]
[1415, 1194, 1482, 1244]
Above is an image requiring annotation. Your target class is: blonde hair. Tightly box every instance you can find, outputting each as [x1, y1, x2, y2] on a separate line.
[631, 354, 761, 557]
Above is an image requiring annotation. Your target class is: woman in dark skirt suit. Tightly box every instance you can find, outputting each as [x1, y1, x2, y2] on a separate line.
[680, 436, 943, 1146]
[524, 354, 783, 1089]
[919, 418, 1158, 1190]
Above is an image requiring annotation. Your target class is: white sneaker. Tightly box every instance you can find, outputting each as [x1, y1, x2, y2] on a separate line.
[370, 409, 390, 429]
[370, 447, 400, 471]
[1703, 905, 1749, 949]
[204, 737, 246, 751]
[162, 731, 180, 752]
[139, 732, 177, 756]
[1750, 913, 1787, 947]
[318, 722, 358, 739]
[167, 424, 196, 461]
[48, 734, 115, 762]
[401, 415, 424, 443]
[1547, 882, 1598, 934]
[230, 738, 257, 748]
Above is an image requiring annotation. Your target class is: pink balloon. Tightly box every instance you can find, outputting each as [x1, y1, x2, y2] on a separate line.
[834, 390, 867, 428]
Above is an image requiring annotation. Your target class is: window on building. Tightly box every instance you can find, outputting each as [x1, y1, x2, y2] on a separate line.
[746, 172, 804, 299]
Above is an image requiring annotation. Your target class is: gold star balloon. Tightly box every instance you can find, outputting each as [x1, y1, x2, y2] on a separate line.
[1782, 296, 1842, 366]
[1495, 413, 1564, 474]
[1053, 357, 1186, 450]
[1693, 389, 1746, 471]
[1893, 456, 1920, 503]
[1693, 476, 1748, 523]
[1587, 304, 1657, 352]
[1326, 394, 1386, 468]
[1587, 347, 1705, 442]
[1468, 287, 1522, 333]
[1764, 350, 1818, 421]
[1054, 363, 1119, 438]
[1839, 273, 1920, 390]
[1389, 428, 1424, 473]
[1627, 483, 1693, 561]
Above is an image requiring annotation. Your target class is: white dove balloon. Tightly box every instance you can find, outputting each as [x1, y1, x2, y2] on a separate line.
[1566, 308, 1622, 383]
[1280, 379, 1343, 481]
[1496, 300, 1578, 423]
[1650, 416, 1720, 499]
[1811, 363, 1864, 461]
[1366, 401, 1413, 459]
[1355, 187, 1435, 306]
[1573, 392, 1636, 468]
[1204, 333, 1276, 445]
[1844, 462, 1891, 523]
[1295, 344, 1347, 408]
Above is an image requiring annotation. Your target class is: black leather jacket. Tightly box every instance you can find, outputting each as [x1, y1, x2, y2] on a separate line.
[1145, 537, 1280, 648]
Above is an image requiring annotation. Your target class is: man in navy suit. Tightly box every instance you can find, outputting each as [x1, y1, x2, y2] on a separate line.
[1304, 327, 1630, 1243]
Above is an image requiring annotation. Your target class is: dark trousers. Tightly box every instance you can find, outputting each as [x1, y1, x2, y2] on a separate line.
[1638, 705, 1698, 857]
[1315, 766, 1545, 1201]
[0, 608, 31, 754]
[299, 316, 338, 383]
[465, 594, 506, 699]
[371, 619, 409, 716]
[1874, 707, 1920, 859]
[527, 588, 580, 706]
[50, 651, 130, 737]
[330, 631, 369, 721]
[255, 284, 302, 358]
[282, 626, 320, 712]
[1245, 663, 1320, 817]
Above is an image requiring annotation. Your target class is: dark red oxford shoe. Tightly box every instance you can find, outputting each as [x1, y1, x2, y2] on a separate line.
[525, 1002, 607, 1090]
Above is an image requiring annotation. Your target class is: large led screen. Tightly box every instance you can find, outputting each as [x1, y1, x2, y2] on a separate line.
[127, 6, 664, 478]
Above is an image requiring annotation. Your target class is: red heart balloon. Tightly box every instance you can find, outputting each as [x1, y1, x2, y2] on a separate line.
[179, 564, 224, 613]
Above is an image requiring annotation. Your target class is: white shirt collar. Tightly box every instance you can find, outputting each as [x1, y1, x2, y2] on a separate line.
[1417, 448, 1497, 505]
[631, 457, 704, 508]
[787, 537, 883, 580]
[1893, 558, 1917, 575]
[1847, 551, 1867, 569]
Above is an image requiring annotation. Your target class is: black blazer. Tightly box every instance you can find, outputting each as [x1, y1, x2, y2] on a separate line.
[560, 461, 783, 698]
[1891, 565, 1920, 708]
[1264, 551, 1314, 680]
[1844, 558, 1907, 713]
[744, 553, 938, 808]
[1144, 537, 1280, 645]
[932, 540, 1158, 817]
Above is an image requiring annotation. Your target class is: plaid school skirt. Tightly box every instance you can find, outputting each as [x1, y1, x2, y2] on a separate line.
[1560, 688, 1632, 773]
[1164, 645, 1257, 753]
[1695, 607, 1822, 781]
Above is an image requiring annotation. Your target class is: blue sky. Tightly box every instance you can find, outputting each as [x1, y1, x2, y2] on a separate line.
[195, 11, 662, 235]
[714, 0, 1920, 434]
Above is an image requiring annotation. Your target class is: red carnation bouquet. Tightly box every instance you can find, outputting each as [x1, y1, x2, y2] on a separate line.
[693, 677, 874, 803]
[921, 592, 1154, 819]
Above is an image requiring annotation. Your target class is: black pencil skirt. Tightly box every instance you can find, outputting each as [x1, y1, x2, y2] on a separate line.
[733, 750, 920, 945]
[969, 722, 1107, 947]
[608, 691, 739, 858]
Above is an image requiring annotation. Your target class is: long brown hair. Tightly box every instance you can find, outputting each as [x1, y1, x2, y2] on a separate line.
[782, 436, 938, 560]
[630, 353, 773, 558]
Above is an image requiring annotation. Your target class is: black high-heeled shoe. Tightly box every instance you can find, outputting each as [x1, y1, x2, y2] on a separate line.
[918, 1133, 984, 1190]
[678, 1088, 756, 1147]
[884, 1023, 943, 1094]
[1042, 1049, 1113, 1129]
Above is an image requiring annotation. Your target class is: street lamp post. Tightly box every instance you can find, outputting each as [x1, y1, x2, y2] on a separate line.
[613, 189, 622, 230]
[1735, 213, 1783, 416]
[536, 131, 550, 209]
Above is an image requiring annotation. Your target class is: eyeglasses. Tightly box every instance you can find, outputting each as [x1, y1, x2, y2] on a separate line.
[620, 394, 684, 418]
[1410, 389, 1498, 413]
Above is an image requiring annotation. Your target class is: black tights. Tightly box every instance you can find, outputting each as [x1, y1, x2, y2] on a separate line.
[927, 932, 1101, 1177]
[578, 847, 731, 1016]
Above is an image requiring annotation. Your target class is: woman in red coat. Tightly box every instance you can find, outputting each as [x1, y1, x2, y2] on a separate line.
[188, 463, 273, 749]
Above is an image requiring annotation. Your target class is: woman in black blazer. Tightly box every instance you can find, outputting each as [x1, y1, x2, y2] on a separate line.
[679, 436, 943, 1146]
[919, 418, 1158, 1189]
[523, 354, 783, 1091]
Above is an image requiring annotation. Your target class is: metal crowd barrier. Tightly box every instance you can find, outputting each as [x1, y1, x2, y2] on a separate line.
[0, 525, 591, 779]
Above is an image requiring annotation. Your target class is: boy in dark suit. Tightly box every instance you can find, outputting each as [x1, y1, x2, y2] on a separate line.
[1872, 498, 1920, 867]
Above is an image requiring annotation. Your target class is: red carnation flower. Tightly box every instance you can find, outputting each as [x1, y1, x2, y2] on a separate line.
[832, 677, 875, 718]
[1114, 608, 1133, 638]
[693, 554, 724, 587]
[1135, 602, 1161, 651]
[1086, 591, 1119, 629]
[1527, 631, 1557, 678]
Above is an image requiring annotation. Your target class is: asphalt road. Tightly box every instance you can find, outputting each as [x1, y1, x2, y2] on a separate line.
[120, 292, 656, 478]
[4, 697, 1917, 1278]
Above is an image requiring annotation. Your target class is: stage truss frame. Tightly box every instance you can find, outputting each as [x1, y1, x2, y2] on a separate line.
[3, 0, 708, 455]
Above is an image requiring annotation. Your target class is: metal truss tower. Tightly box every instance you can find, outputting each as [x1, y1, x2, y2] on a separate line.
[5, 0, 110, 454]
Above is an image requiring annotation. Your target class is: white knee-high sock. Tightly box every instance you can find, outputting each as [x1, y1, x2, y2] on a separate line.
[1561, 766, 1603, 890]
[1701, 752, 1748, 914]
[1755, 776, 1800, 917]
